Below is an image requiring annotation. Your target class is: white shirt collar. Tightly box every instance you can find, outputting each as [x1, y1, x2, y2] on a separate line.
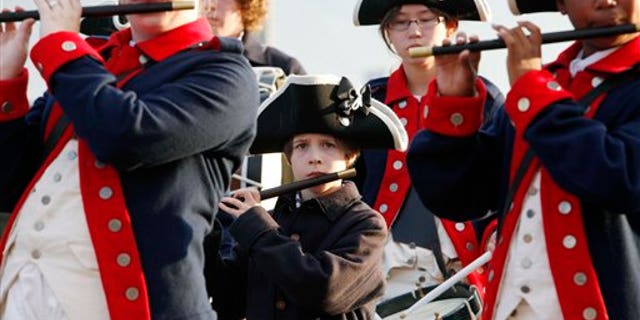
[569, 47, 618, 77]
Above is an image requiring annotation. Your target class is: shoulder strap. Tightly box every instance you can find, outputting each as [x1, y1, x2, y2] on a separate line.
[500, 64, 640, 221]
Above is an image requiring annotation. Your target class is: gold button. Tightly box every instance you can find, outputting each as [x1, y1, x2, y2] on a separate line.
[290, 233, 300, 241]
[31, 250, 42, 259]
[275, 300, 286, 310]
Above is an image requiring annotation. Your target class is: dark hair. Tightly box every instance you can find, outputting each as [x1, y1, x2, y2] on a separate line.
[378, 5, 457, 53]
[283, 135, 361, 167]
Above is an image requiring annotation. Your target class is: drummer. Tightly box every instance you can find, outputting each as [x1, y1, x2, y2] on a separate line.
[352, 0, 502, 317]
[207, 75, 408, 319]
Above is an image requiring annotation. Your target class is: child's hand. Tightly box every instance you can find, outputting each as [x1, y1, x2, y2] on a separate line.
[218, 187, 261, 217]
[493, 21, 542, 86]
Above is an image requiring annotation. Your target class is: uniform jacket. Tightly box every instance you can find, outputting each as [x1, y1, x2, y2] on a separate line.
[355, 67, 503, 291]
[242, 32, 306, 75]
[211, 181, 387, 320]
[407, 36, 640, 320]
[0, 19, 259, 320]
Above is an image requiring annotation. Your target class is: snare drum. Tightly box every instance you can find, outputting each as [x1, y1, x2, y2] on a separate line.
[381, 285, 482, 320]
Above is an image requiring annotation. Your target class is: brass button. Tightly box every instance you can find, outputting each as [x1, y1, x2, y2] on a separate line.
[275, 300, 286, 310]
[290, 233, 300, 241]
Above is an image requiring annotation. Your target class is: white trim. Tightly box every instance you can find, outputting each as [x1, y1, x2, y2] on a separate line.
[473, 0, 492, 22]
[352, 0, 365, 26]
[257, 74, 343, 115]
[368, 98, 409, 151]
[507, 0, 521, 15]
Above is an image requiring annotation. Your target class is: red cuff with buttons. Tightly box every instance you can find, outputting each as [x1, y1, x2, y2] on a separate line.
[505, 69, 573, 133]
[422, 78, 487, 137]
[0, 69, 30, 121]
[30, 31, 104, 84]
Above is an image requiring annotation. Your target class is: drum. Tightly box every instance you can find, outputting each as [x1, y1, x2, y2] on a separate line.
[381, 286, 482, 320]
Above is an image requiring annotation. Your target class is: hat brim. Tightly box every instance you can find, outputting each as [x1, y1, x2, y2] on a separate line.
[249, 75, 408, 155]
[508, 0, 557, 15]
[353, 0, 492, 26]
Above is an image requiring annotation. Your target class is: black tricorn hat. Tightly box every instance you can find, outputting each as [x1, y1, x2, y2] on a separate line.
[353, 0, 492, 26]
[249, 75, 408, 155]
[508, 0, 557, 15]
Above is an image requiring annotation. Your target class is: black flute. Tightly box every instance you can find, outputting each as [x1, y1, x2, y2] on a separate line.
[259, 168, 356, 200]
[0, 1, 194, 23]
[409, 23, 640, 57]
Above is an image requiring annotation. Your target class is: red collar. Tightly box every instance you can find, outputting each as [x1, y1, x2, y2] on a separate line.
[100, 18, 213, 63]
[547, 34, 640, 74]
[385, 66, 414, 104]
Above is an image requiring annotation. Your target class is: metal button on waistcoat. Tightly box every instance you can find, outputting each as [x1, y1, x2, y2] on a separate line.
[526, 209, 536, 218]
[31, 250, 42, 259]
[108, 219, 123, 232]
[290, 233, 300, 241]
[523, 234, 533, 243]
[53, 173, 62, 182]
[67, 150, 77, 160]
[99, 187, 113, 200]
[517, 98, 530, 112]
[117, 253, 131, 267]
[527, 186, 538, 196]
[275, 300, 286, 310]
[125, 287, 139, 301]
[61, 41, 77, 52]
[521, 258, 532, 269]
[41, 195, 51, 205]
[520, 285, 530, 294]
[34, 221, 45, 231]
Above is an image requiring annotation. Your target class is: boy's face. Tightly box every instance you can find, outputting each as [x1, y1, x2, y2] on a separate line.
[289, 133, 351, 198]
[558, 0, 640, 55]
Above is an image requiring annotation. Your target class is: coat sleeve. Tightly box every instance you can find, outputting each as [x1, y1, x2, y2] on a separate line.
[509, 71, 640, 212]
[0, 70, 45, 211]
[407, 77, 507, 221]
[229, 205, 387, 315]
[31, 34, 259, 171]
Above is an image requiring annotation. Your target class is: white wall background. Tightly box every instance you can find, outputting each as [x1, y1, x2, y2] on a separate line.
[1, 0, 574, 98]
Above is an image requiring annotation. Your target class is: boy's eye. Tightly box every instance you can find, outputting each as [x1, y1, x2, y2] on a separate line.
[294, 143, 306, 150]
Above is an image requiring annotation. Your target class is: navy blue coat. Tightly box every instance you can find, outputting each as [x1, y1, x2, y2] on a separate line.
[0, 36, 259, 319]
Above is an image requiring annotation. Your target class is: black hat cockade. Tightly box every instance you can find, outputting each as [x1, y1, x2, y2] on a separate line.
[353, 0, 492, 26]
[508, 0, 557, 15]
[249, 75, 408, 155]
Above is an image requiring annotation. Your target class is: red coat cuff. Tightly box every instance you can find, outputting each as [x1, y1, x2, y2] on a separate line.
[0, 69, 30, 121]
[30, 31, 104, 84]
[505, 70, 573, 133]
[422, 78, 487, 137]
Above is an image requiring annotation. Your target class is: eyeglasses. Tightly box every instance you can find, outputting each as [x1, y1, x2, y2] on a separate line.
[387, 17, 443, 32]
